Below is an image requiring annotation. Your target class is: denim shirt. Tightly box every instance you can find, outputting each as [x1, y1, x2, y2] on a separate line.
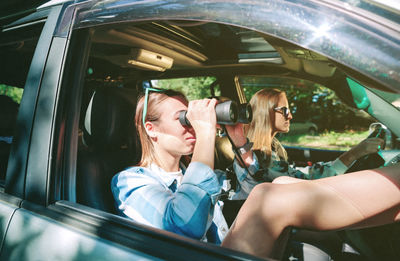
[234, 148, 348, 183]
[111, 159, 258, 244]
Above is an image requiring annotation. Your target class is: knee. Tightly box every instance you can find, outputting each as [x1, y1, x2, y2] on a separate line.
[247, 183, 275, 205]
[248, 183, 290, 222]
[273, 176, 303, 184]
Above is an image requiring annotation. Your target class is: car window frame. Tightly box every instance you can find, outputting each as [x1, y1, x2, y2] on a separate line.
[2, 5, 61, 199]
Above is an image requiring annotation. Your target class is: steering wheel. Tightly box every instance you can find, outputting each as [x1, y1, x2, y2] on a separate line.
[345, 125, 386, 173]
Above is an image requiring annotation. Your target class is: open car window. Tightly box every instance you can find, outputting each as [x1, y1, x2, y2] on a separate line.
[69, 15, 400, 219]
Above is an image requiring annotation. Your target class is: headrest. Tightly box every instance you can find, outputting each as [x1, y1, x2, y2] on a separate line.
[214, 135, 235, 170]
[83, 88, 137, 150]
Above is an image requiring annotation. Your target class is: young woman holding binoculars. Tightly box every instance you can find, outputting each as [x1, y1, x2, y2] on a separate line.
[111, 88, 400, 259]
[112, 89, 257, 243]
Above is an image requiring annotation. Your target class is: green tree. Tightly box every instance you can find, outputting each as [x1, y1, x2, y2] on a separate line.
[0, 84, 23, 104]
[153, 77, 217, 100]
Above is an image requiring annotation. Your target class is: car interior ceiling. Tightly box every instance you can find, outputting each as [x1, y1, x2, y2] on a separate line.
[72, 19, 399, 260]
[88, 21, 337, 78]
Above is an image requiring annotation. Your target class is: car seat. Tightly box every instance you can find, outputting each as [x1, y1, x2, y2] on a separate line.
[76, 87, 140, 213]
[214, 135, 235, 171]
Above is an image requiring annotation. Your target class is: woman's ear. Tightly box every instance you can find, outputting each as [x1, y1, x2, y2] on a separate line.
[144, 122, 157, 138]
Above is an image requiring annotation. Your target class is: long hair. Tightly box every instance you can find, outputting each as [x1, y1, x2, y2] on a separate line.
[135, 89, 187, 167]
[245, 88, 287, 161]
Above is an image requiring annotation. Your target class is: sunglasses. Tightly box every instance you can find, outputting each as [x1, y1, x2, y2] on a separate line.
[274, 106, 291, 119]
[142, 87, 165, 126]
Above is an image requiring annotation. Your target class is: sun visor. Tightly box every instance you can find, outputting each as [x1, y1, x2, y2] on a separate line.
[127, 49, 173, 71]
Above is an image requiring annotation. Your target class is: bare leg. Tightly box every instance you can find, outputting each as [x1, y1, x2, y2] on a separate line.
[273, 176, 305, 184]
[221, 164, 400, 258]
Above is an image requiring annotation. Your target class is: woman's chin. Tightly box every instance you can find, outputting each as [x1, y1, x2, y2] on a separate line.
[181, 145, 195, 155]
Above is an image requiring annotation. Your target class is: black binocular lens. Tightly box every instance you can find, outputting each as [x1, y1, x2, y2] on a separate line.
[238, 103, 252, 124]
[179, 100, 252, 126]
[215, 100, 238, 125]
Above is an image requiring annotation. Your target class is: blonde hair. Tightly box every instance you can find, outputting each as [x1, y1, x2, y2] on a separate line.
[135, 89, 187, 167]
[245, 88, 288, 161]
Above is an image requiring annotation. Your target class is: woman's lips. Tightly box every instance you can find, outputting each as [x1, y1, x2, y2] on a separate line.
[186, 136, 196, 142]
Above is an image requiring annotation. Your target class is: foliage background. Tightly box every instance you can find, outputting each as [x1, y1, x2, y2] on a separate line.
[153, 77, 218, 101]
[0, 84, 23, 104]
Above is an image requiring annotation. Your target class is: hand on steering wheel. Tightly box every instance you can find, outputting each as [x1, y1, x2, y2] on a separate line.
[345, 138, 385, 173]
[352, 137, 385, 158]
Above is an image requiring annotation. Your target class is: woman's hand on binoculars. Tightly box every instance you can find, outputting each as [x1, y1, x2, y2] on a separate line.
[187, 98, 218, 169]
[186, 98, 218, 136]
[226, 123, 254, 166]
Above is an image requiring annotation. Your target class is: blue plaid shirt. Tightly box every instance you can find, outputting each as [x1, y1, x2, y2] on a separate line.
[111, 158, 259, 243]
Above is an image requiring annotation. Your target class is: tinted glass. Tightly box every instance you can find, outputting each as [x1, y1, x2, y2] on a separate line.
[0, 22, 44, 181]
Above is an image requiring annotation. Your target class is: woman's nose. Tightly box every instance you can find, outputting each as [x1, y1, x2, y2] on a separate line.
[186, 125, 195, 134]
[287, 111, 293, 120]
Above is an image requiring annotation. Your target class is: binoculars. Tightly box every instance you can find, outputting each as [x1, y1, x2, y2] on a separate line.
[179, 100, 252, 126]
